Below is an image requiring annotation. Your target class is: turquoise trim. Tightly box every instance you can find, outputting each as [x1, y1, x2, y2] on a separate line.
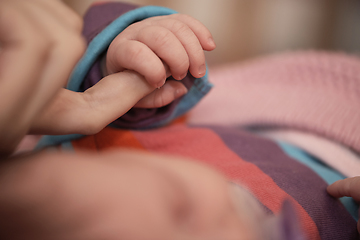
[36, 134, 83, 150]
[277, 141, 359, 221]
[61, 141, 75, 151]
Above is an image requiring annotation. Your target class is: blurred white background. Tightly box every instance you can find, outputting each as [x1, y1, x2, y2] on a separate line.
[64, 0, 360, 67]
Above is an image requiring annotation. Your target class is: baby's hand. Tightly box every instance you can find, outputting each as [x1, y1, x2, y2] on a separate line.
[30, 14, 216, 135]
[107, 14, 215, 87]
[327, 176, 360, 233]
[106, 14, 215, 108]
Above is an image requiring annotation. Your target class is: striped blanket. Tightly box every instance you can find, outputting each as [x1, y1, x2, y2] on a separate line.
[36, 2, 359, 239]
[59, 122, 358, 240]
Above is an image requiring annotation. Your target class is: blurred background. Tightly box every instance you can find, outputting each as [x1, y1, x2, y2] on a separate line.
[64, 0, 360, 67]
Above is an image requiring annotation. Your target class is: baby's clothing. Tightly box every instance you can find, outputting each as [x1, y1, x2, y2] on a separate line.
[37, 2, 360, 240]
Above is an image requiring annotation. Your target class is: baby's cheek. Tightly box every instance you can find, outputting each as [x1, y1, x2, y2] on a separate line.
[174, 188, 258, 239]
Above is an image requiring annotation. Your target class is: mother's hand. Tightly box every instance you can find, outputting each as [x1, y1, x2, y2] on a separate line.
[0, 0, 85, 156]
[327, 176, 360, 233]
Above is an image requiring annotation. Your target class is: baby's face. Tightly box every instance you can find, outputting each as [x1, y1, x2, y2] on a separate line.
[99, 150, 259, 240]
[83, 150, 302, 240]
[1, 150, 290, 240]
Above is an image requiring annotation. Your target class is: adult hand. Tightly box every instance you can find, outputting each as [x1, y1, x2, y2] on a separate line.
[0, 0, 85, 156]
[327, 176, 360, 233]
[30, 70, 181, 135]
[0, 0, 177, 144]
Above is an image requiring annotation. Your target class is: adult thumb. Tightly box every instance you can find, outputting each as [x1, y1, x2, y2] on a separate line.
[80, 70, 155, 133]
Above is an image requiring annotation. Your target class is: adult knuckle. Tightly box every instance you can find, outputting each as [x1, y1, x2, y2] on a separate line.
[59, 34, 86, 61]
[29, 34, 53, 59]
[69, 35, 86, 58]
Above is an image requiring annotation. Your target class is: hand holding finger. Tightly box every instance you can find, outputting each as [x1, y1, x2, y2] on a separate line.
[31, 71, 154, 135]
[134, 80, 188, 108]
[327, 176, 360, 201]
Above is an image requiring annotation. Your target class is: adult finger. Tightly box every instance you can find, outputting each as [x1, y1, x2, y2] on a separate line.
[327, 177, 360, 201]
[134, 80, 188, 108]
[31, 71, 155, 135]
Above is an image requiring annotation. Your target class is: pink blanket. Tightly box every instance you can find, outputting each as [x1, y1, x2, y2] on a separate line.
[188, 51, 360, 177]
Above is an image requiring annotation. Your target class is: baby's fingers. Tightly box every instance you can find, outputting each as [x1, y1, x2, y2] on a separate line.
[134, 80, 188, 108]
[107, 40, 168, 88]
[153, 16, 208, 79]
[327, 177, 360, 201]
[170, 14, 216, 52]
[137, 26, 190, 81]
[149, 14, 215, 79]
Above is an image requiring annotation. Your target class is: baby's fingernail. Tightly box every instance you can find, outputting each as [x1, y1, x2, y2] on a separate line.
[175, 86, 188, 98]
[179, 72, 187, 80]
[199, 64, 206, 76]
[156, 80, 166, 88]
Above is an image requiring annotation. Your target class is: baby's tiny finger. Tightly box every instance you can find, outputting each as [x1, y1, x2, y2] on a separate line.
[154, 18, 207, 78]
[137, 25, 189, 81]
[107, 40, 167, 88]
[169, 14, 216, 51]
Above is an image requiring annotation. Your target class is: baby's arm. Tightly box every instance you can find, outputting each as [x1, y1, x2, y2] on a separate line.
[327, 176, 360, 233]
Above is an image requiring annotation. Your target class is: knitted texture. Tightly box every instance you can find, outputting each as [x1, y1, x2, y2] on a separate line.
[189, 51, 360, 153]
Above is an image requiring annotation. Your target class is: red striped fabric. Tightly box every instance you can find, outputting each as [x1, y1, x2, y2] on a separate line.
[132, 124, 320, 240]
[72, 125, 320, 239]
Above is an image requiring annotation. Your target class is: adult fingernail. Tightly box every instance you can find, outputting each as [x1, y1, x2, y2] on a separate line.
[199, 64, 206, 77]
